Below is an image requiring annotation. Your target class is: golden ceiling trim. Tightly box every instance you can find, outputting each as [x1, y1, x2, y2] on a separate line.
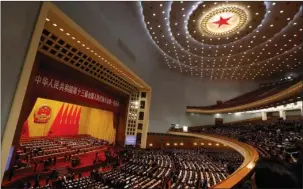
[168, 131, 259, 189]
[187, 81, 303, 114]
[45, 3, 151, 91]
[38, 28, 136, 95]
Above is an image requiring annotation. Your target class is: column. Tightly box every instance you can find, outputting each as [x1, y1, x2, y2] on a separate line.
[279, 110, 286, 120]
[140, 90, 151, 149]
[261, 111, 267, 121]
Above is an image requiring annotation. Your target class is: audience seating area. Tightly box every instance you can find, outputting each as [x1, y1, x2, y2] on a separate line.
[46, 148, 242, 189]
[189, 120, 302, 163]
[6, 119, 302, 189]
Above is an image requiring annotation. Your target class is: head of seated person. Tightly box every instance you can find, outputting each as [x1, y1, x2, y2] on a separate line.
[251, 158, 302, 189]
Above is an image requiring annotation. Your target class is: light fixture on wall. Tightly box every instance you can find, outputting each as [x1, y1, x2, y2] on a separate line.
[234, 112, 242, 116]
[246, 161, 256, 169]
[183, 126, 188, 132]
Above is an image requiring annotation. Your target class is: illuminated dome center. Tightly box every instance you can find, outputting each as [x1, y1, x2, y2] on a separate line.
[200, 6, 248, 37]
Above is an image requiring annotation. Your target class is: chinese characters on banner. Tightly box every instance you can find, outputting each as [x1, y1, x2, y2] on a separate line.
[35, 74, 119, 107]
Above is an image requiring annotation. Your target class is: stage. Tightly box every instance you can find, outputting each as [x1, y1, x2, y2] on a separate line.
[2, 145, 117, 188]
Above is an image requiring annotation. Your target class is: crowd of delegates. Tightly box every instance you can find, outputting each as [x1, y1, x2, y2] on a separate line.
[8, 135, 109, 181]
[6, 145, 303, 188]
[67, 148, 242, 189]
[15, 148, 242, 189]
[192, 120, 302, 163]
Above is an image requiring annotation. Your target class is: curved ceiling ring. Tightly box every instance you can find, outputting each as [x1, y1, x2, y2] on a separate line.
[139, 1, 303, 80]
[165, 2, 301, 60]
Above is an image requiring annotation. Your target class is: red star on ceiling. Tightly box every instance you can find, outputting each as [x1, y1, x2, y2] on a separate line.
[213, 16, 232, 28]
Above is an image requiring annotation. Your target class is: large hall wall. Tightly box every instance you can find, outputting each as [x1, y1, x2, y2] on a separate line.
[1, 2, 42, 138]
[1, 2, 259, 138]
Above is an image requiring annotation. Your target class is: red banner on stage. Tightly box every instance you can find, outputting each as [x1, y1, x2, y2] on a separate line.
[33, 72, 120, 112]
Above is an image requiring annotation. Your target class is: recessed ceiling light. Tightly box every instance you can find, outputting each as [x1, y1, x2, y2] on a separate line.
[270, 24, 274, 27]
[272, 2, 276, 5]
[287, 18, 291, 21]
[256, 12, 259, 15]
[153, 13, 156, 16]
[162, 11, 165, 14]
[280, 10, 284, 13]
[293, 23, 297, 25]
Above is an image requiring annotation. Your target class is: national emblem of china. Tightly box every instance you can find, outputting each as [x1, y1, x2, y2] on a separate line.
[34, 105, 52, 123]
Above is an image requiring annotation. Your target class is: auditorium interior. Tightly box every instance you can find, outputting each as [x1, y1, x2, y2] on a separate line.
[2, 1, 303, 189]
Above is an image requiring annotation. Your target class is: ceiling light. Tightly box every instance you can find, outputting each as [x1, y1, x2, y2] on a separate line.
[160, 4, 162, 7]
[153, 13, 156, 16]
[162, 11, 165, 14]
[255, 12, 259, 15]
[280, 10, 284, 13]
[272, 2, 276, 5]
[53, 23, 57, 27]
[293, 23, 297, 25]
[270, 24, 274, 27]
[287, 18, 291, 21]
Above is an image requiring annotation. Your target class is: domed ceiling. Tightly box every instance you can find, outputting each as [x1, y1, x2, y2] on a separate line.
[139, 1, 303, 80]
